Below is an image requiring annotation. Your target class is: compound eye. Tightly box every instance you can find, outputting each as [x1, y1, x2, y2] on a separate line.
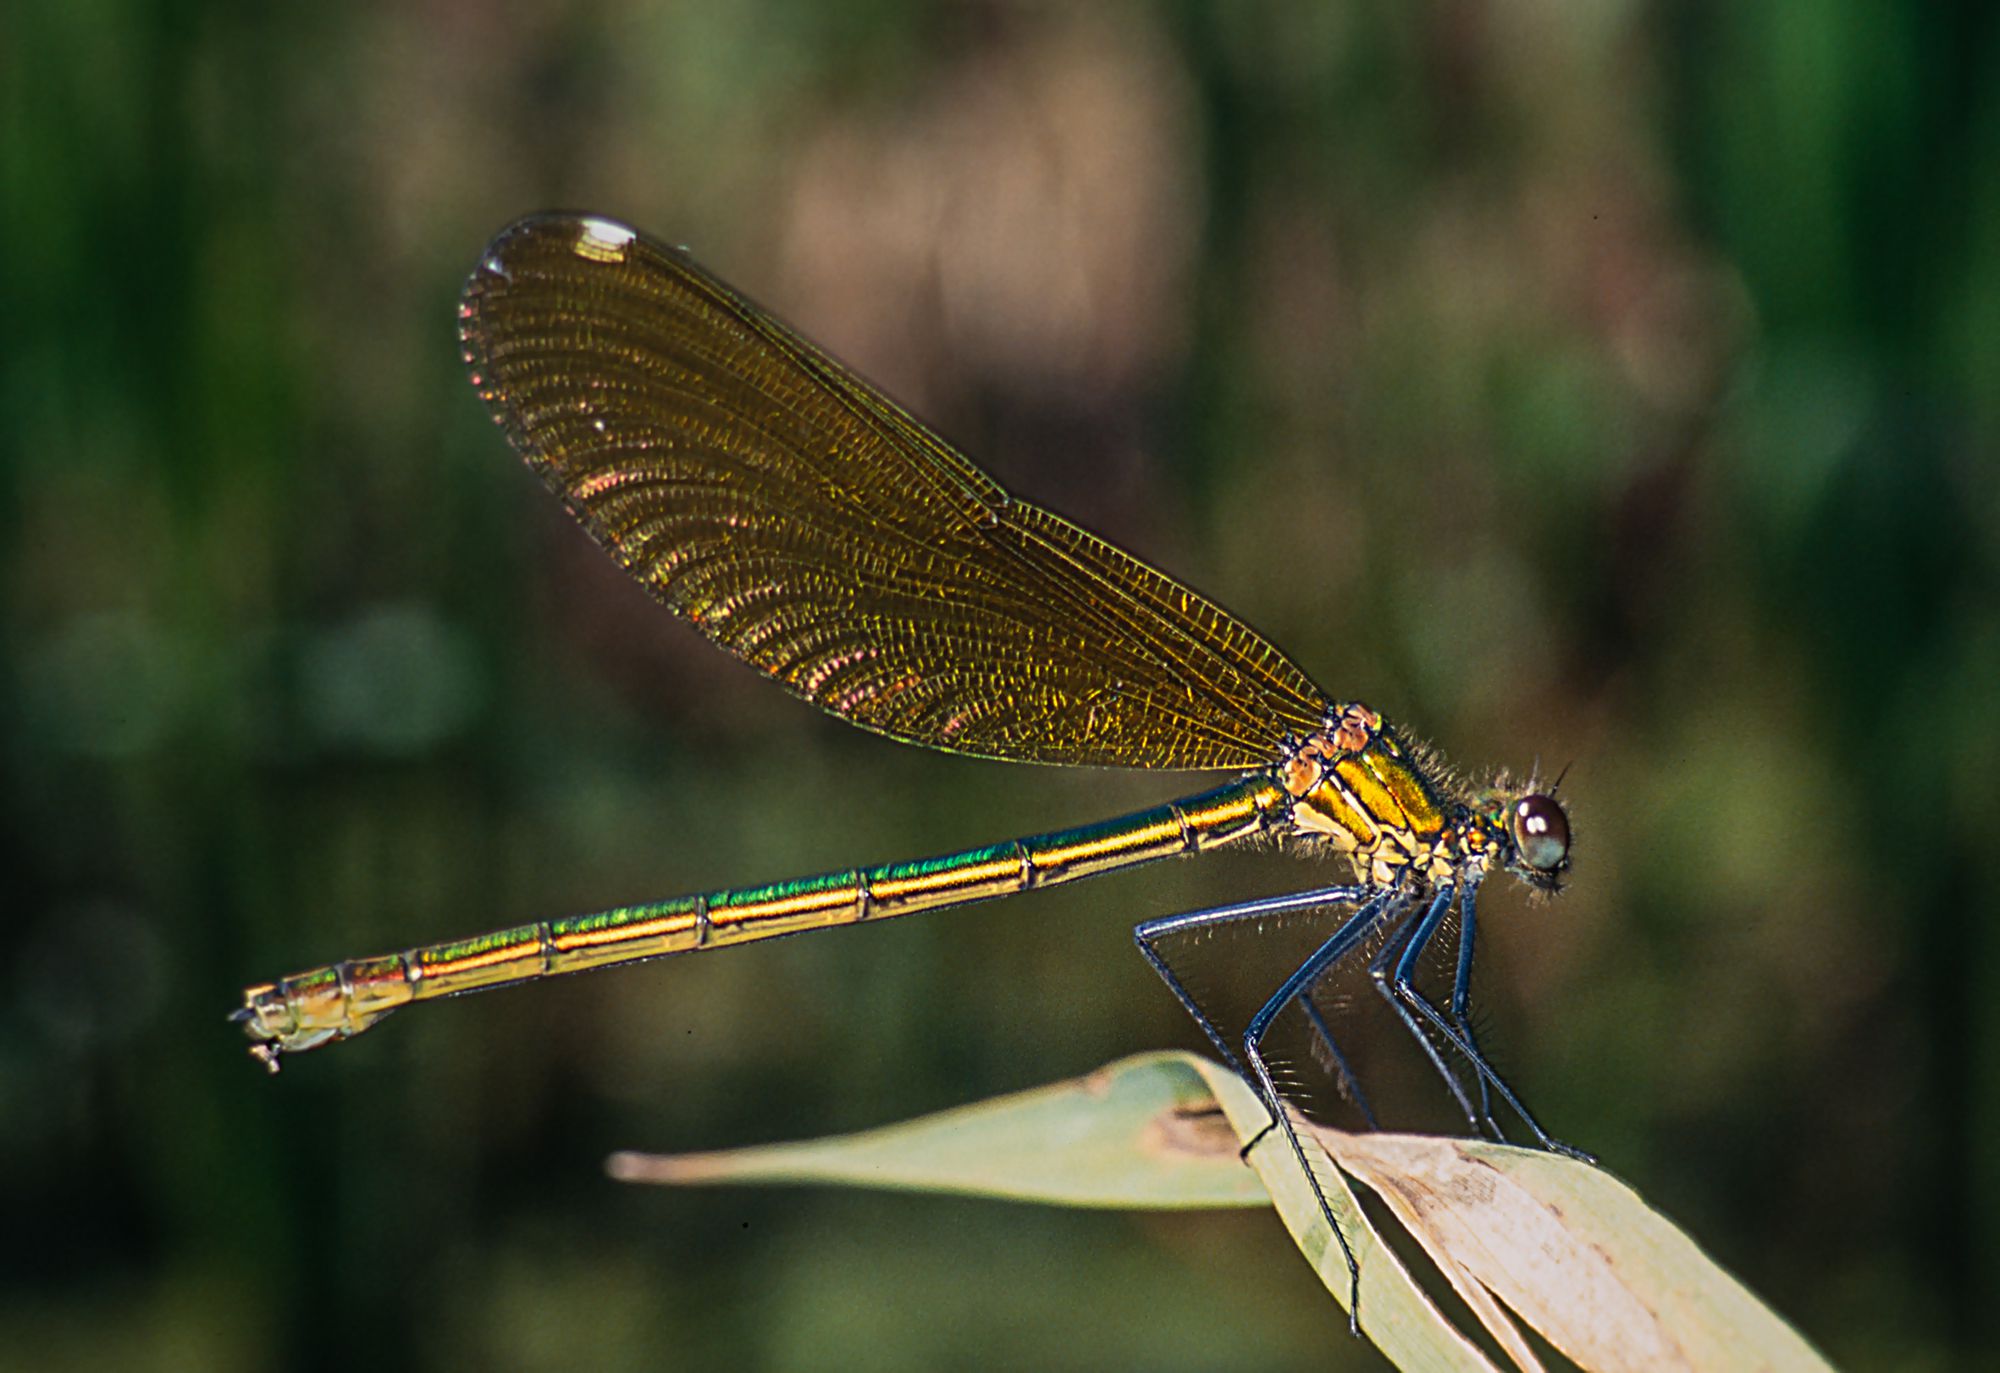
[1511, 795, 1570, 872]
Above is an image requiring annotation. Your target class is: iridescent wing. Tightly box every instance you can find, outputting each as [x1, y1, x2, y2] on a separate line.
[459, 214, 1329, 769]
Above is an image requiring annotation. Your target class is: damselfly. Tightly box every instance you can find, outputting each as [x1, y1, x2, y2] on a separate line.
[236, 214, 1587, 1306]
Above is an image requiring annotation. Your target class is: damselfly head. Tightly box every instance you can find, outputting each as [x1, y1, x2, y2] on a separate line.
[1475, 785, 1572, 891]
[1509, 793, 1571, 891]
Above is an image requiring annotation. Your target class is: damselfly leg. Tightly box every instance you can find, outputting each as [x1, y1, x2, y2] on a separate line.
[1364, 885, 1485, 1132]
[1137, 883, 1408, 1325]
[1135, 870, 1595, 1325]
[1380, 886, 1593, 1162]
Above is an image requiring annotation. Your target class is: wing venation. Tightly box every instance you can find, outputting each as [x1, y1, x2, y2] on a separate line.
[458, 214, 1331, 770]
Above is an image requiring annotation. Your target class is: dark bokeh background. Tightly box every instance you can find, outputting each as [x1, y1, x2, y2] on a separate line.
[5, 3, 1997, 1369]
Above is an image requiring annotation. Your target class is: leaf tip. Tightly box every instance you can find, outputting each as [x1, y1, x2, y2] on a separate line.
[606, 1150, 677, 1183]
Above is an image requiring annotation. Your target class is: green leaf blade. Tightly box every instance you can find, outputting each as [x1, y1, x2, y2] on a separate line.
[611, 1051, 1833, 1373]
[608, 1051, 1268, 1209]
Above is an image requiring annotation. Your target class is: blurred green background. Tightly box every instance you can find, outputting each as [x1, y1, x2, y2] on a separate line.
[5, 2, 1997, 1369]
